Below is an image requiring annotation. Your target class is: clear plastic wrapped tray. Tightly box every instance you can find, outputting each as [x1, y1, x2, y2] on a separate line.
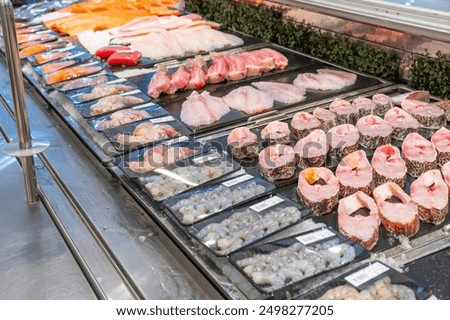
[163, 173, 276, 225]
[297, 261, 432, 300]
[188, 194, 310, 256]
[229, 227, 369, 294]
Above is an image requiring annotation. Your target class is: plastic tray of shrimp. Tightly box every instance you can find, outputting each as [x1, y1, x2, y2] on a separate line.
[88, 102, 169, 132]
[33, 51, 93, 77]
[74, 89, 151, 118]
[162, 173, 276, 226]
[297, 261, 433, 300]
[136, 150, 241, 202]
[115, 136, 206, 178]
[228, 227, 369, 294]
[188, 194, 311, 256]
[103, 114, 192, 153]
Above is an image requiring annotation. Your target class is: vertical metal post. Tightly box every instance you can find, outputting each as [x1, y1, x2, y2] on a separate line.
[1, 0, 39, 203]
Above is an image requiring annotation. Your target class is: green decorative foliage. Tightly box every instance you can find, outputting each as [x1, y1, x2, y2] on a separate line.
[186, 0, 449, 98]
[410, 56, 450, 99]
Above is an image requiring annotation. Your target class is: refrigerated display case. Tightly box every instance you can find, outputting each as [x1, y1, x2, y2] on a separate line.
[0, 0, 449, 300]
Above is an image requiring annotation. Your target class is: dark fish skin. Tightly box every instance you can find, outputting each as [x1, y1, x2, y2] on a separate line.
[410, 112, 445, 129]
[417, 203, 448, 225]
[259, 161, 296, 181]
[339, 180, 374, 198]
[229, 143, 259, 159]
[391, 126, 419, 141]
[335, 112, 357, 126]
[297, 154, 326, 169]
[436, 151, 450, 168]
[374, 102, 393, 117]
[403, 157, 436, 178]
[329, 143, 358, 161]
[297, 188, 338, 215]
[359, 133, 391, 149]
[291, 126, 320, 140]
[373, 170, 406, 188]
[262, 135, 290, 147]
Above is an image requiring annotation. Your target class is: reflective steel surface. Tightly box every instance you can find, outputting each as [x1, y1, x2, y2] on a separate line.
[0, 144, 96, 299]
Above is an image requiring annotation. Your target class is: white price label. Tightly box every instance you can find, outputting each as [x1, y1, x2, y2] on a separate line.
[163, 136, 189, 146]
[106, 78, 127, 85]
[150, 116, 175, 124]
[296, 228, 336, 245]
[250, 196, 284, 213]
[222, 174, 253, 187]
[36, 30, 53, 34]
[345, 262, 390, 288]
[132, 102, 156, 110]
[193, 153, 221, 164]
[121, 89, 142, 96]
[55, 44, 76, 52]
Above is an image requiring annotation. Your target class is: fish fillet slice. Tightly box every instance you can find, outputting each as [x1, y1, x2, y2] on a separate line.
[222, 86, 274, 115]
[180, 92, 217, 127]
[338, 191, 380, 250]
[431, 127, 450, 167]
[410, 169, 449, 225]
[251, 81, 306, 105]
[402, 132, 437, 177]
[371, 145, 407, 187]
[373, 182, 419, 237]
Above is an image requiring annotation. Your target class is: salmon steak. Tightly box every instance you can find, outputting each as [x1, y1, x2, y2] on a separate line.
[373, 182, 419, 237]
[431, 127, 450, 167]
[355, 115, 393, 149]
[338, 191, 380, 250]
[401, 99, 445, 129]
[327, 124, 360, 160]
[259, 144, 296, 181]
[329, 98, 358, 125]
[402, 132, 437, 177]
[410, 169, 449, 225]
[313, 107, 336, 132]
[352, 96, 376, 117]
[336, 150, 374, 197]
[294, 129, 328, 168]
[227, 127, 259, 159]
[384, 107, 420, 141]
[261, 121, 291, 146]
[290, 112, 321, 140]
[372, 93, 394, 117]
[297, 167, 339, 215]
[371, 145, 407, 187]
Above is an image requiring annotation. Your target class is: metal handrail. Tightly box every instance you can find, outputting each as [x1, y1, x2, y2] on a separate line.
[0, 0, 48, 204]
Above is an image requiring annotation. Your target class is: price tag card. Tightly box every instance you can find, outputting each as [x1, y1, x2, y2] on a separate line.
[296, 228, 335, 246]
[345, 262, 390, 289]
[150, 116, 175, 124]
[222, 174, 253, 187]
[250, 196, 284, 213]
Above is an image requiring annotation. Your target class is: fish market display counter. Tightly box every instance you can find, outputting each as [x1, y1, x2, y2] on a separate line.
[1, 0, 449, 300]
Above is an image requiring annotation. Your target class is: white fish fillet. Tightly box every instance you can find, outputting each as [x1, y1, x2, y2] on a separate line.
[223, 86, 274, 115]
[251, 81, 306, 104]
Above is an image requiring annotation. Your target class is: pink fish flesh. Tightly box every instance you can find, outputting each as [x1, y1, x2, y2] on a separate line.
[352, 96, 375, 116]
[410, 169, 449, 224]
[297, 167, 339, 214]
[187, 56, 208, 90]
[338, 191, 380, 250]
[431, 127, 450, 155]
[147, 66, 172, 98]
[402, 132, 437, 163]
[371, 145, 407, 186]
[224, 54, 247, 81]
[238, 52, 263, 76]
[373, 182, 419, 237]
[170, 65, 190, 91]
[116, 123, 178, 147]
[329, 98, 357, 124]
[441, 161, 450, 194]
[180, 91, 230, 127]
[384, 107, 420, 129]
[227, 126, 258, 148]
[261, 120, 290, 145]
[259, 144, 295, 168]
[401, 99, 445, 128]
[327, 124, 360, 150]
[293, 69, 357, 91]
[258, 48, 288, 69]
[251, 81, 306, 105]
[290, 111, 321, 139]
[336, 150, 373, 196]
[207, 53, 228, 84]
[294, 129, 328, 159]
[222, 86, 274, 115]
[356, 115, 392, 138]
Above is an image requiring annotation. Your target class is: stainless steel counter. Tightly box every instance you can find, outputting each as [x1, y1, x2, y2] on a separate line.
[0, 54, 221, 300]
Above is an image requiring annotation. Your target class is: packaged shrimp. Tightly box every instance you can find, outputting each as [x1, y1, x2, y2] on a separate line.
[88, 102, 168, 131]
[163, 173, 275, 225]
[103, 115, 191, 152]
[298, 261, 432, 300]
[189, 194, 310, 256]
[74, 89, 150, 118]
[137, 151, 240, 202]
[229, 227, 369, 296]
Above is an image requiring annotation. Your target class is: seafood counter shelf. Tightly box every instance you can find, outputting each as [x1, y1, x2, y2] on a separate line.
[4, 5, 449, 299]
